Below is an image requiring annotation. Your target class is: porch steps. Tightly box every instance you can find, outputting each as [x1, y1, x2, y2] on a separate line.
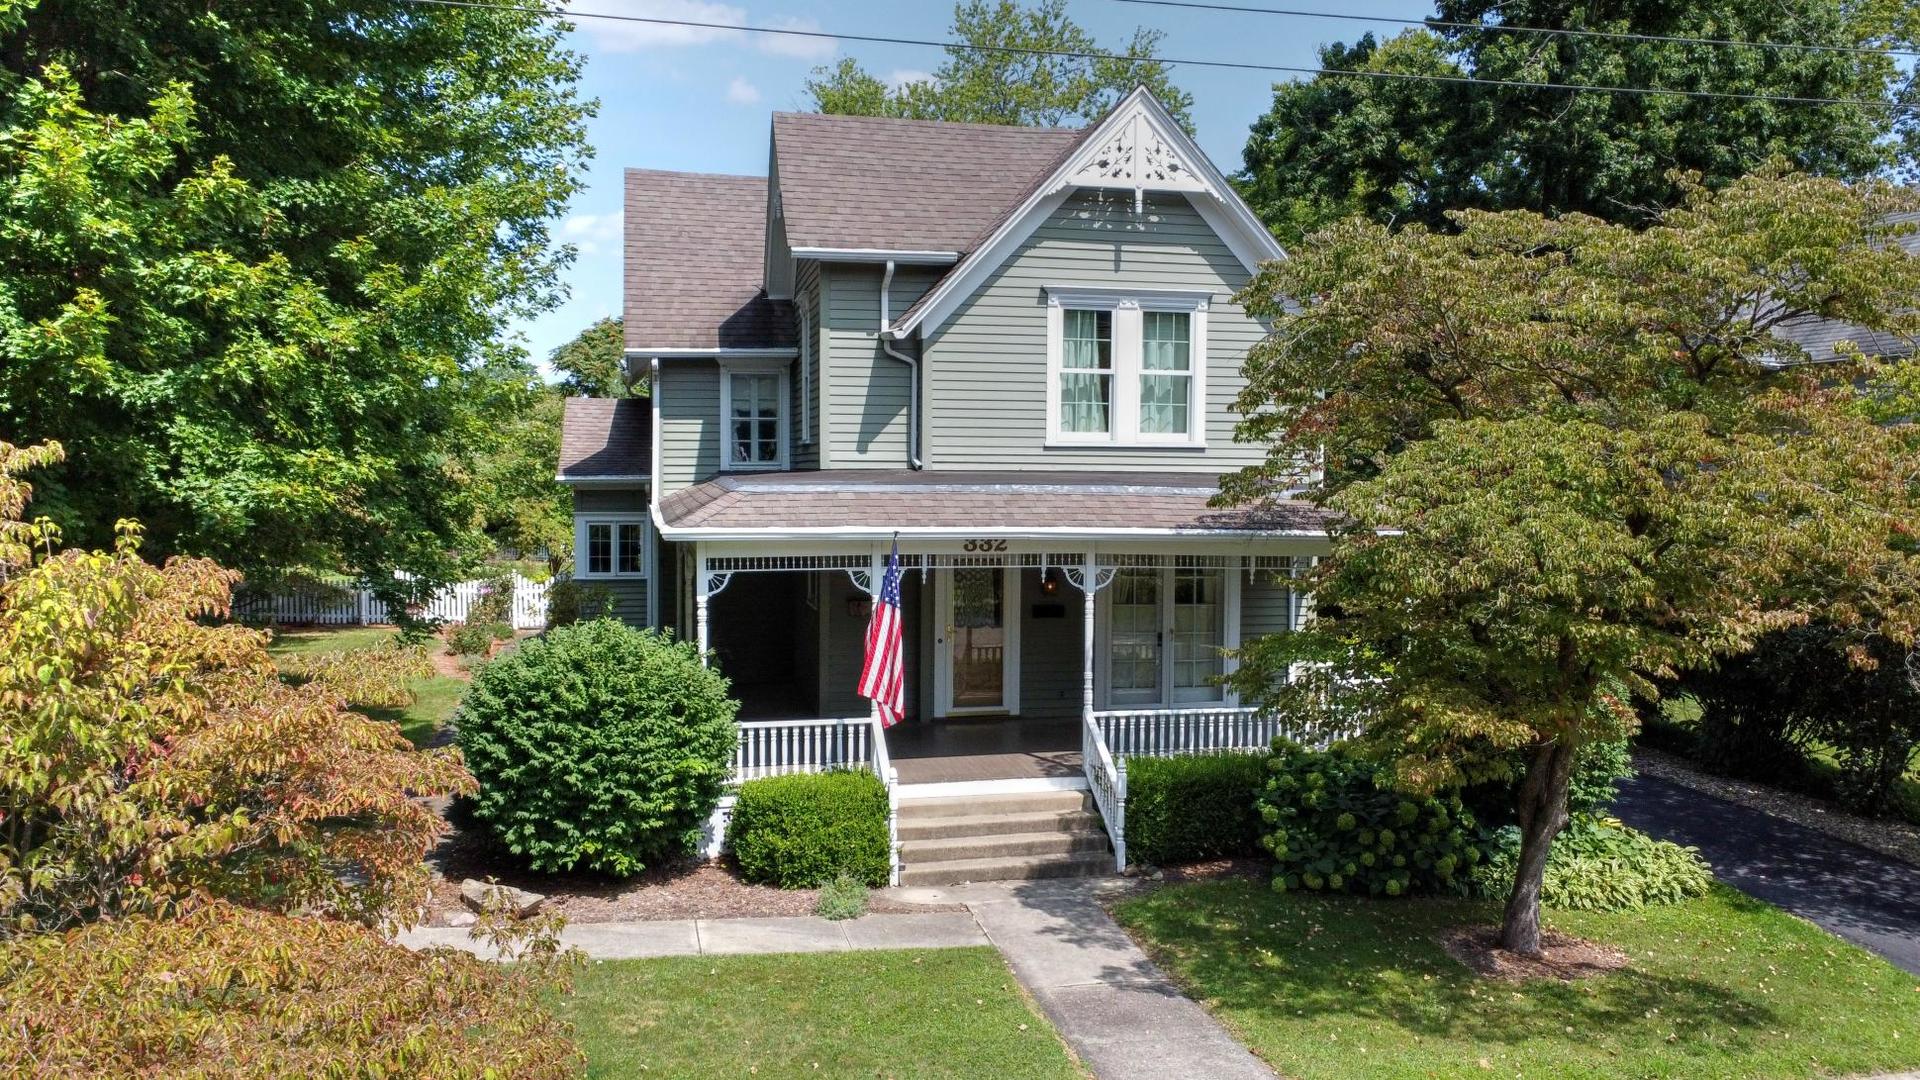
[896, 791, 1114, 887]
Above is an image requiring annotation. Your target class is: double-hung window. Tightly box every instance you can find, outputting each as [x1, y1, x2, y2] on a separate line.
[719, 358, 790, 470]
[577, 517, 649, 578]
[1046, 289, 1208, 446]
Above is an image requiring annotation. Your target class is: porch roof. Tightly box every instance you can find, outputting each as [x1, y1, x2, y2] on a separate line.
[558, 397, 651, 483]
[655, 470, 1334, 537]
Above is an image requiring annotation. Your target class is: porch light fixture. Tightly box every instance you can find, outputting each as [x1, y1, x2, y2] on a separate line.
[1040, 567, 1061, 595]
[847, 596, 872, 620]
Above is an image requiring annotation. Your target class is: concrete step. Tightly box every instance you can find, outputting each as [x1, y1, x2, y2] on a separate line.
[901, 829, 1112, 863]
[897, 790, 1095, 820]
[899, 850, 1115, 887]
[897, 809, 1106, 842]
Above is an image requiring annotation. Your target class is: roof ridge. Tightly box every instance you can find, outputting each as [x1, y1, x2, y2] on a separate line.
[625, 167, 766, 182]
[771, 110, 1086, 136]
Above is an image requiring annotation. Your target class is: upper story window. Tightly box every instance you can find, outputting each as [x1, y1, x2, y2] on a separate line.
[577, 516, 648, 578]
[1045, 288, 1209, 447]
[719, 358, 790, 470]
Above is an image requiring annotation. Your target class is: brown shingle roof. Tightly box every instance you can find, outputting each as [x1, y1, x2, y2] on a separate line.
[558, 397, 651, 481]
[770, 112, 1085, 252]
[624, 169, 794, 350]
[656, 471, 1333, 534]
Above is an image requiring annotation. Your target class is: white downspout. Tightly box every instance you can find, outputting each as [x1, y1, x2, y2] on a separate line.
[878, 259, 923, 470]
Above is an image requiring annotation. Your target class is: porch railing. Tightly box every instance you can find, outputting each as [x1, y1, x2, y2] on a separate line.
[1081, 712, 1128, 871]
[869, 712, 902, 887]
[1094, 705, 1279, 758]
[730, 717, 873, 782]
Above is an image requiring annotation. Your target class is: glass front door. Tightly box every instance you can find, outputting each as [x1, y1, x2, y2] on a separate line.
[946, 567, 1007, 712]
[1108, 569, 1162, 706]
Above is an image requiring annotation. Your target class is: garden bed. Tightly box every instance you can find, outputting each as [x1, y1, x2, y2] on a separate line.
[1634, 747, 1920, 869]
[1113, 878, 1920, 1079]
[423, 826, 960, 924]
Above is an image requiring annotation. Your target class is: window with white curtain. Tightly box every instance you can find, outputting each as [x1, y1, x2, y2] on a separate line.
[1046, 288, 1208, 446]
[719, 359, 789, 470]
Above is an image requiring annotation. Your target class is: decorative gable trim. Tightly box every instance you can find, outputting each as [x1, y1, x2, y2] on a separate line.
[891, 87, 1285, 340]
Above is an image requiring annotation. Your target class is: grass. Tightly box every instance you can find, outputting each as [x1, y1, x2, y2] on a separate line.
[1113, 879, 1920, 1080]
[265, 626, 465, 747]
[556, 948, 1083, 1079]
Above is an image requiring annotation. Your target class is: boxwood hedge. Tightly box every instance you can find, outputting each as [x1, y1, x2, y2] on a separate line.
[727, 770, 890, 888]
[1123, 753, 1269, 867]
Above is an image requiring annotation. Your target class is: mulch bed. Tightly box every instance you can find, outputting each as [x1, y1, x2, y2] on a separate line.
[422, 823, 962, 925]
[1438, 926, 1630, 983]
[1633, 748, 1920, 869]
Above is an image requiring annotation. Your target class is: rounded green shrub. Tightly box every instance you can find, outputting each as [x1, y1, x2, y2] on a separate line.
[1124, 752, 1270, 866]
[1259, 739, 1480, 897]
[1471, 816, 1713, 911]
[727, 770, 889, 888]
[456, 619, 738, 876]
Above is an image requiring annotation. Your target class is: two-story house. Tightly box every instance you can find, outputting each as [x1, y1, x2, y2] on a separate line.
[558, 88, 1333, 882]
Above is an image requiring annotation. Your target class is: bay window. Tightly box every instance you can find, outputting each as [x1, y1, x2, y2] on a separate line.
[1046, 288, 1208, 446]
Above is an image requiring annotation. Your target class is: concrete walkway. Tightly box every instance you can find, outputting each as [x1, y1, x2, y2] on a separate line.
[397, 910, 987, 960]
[1615, 774, 1920, 977]
[892, 878, 1278, 1080]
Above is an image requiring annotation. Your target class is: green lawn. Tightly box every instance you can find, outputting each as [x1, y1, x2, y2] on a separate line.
[556, 949, 1083, 1080]
[1113, 880, 1920, 1080]
[265, 626, 465, 746]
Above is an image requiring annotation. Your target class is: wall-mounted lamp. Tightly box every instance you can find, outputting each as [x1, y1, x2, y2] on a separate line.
[1040, 567, 1061, 595]
[847, 596, 873, 620]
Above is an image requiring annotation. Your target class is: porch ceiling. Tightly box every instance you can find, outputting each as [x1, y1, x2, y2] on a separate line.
[657, 470, 1335, 537]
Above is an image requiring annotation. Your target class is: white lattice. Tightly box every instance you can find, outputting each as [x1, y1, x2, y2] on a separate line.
[1062, 108, 1210, 210]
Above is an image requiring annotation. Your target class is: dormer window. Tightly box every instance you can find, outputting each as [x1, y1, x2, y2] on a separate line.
[1045, 288, 1209, 447]
[720, 357, 790, 471]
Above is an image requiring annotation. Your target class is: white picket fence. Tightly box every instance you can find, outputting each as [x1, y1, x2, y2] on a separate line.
[236, 574, 550, 630]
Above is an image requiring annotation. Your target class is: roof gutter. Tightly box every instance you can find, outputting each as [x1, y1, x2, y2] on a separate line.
[879, 259, 923, 470]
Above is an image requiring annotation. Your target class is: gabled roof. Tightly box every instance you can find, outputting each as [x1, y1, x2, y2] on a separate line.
[558, 397, 651, 483]
[624, 169, 794, 351]
[769, 112, 1086, 252]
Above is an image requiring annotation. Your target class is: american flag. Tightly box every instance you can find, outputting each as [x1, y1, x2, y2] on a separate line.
[857, 538, 905, 728]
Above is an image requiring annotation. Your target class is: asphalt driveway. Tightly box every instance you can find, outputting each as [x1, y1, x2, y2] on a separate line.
[1614, 773, 1920, 976]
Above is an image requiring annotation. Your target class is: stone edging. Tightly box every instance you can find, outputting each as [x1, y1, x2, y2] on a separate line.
[1631, 747, 1920, 869]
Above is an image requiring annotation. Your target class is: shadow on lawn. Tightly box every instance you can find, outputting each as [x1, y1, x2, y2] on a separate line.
[1118, 879, 1785, 1054]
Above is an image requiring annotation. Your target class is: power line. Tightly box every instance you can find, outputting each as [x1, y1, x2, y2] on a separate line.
[394, 0, 1910, 111]
[1113, 0, 1920, 62]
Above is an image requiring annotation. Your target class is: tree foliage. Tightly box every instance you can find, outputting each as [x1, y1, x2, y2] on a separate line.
[0, 440, 474, 934]
[1227, 170, 1920, 952]
[551, 316, 632, 399]
[0, 2, 591, 604]
[1239, 1, 1906, 242]
[0, 901, 583, 1077]
[808, 0, 1193, 130]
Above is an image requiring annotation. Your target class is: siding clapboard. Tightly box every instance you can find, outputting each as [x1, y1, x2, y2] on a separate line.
[1240, 570, 1294, 640]
[657, 360, 721, 492]
[923, 190, 1269, 472]
[822, 263, 942, 468]
[793, 261, 822, 470]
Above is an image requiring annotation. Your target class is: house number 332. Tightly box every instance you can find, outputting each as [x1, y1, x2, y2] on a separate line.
[961, 538, 1009, 553]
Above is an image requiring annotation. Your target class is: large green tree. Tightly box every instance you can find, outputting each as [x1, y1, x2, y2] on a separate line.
[1227, 170, 1920, 954]
[1239, 1, 1906, 242]
[808, 0, 1193, 129]
[0, 1, 591, 607]
[550, 315, 631, 399]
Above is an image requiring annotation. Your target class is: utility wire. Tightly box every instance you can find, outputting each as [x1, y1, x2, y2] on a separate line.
[394, 0, 1910, 110]
[1113, 0, 1920, 61]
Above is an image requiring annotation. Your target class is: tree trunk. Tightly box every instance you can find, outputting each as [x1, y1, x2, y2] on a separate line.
[1501, 738, 1577, 956]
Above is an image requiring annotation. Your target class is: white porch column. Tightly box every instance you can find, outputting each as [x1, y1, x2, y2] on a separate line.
[694, 543, 711, 665]
[1080, 552, 1097, 721]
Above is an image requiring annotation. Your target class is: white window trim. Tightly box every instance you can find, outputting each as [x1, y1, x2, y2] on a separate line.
[1044, 286, 1210, 449]
[718, 357, 791, 471]
[574, 514, 653, 580]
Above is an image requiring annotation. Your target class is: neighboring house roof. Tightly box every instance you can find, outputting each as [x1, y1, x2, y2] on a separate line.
[558, 397, 651, 483]
[623, 169, 794, 351]
[655, 471, 1334, 537]
[1769, 211, 1920, 363]
[769, 112, 1086, 252]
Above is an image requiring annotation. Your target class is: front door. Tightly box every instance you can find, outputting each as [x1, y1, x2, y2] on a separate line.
[934, 567, 1019, 716]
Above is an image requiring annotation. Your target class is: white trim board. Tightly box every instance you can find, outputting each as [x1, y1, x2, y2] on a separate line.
[897, 776, 1090, 799]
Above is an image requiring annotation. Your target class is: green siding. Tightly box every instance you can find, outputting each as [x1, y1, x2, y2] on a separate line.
[658, 360, 720, 492]
[822, 263, 941, 469]
[793, 262, 822, 470]
[1018, 570, 1081, 717]
[922, 191, 1269, 472]
[572, 488, 647, 513]
[601, 576, 650, 627]
[1241, 570, 1294, 639]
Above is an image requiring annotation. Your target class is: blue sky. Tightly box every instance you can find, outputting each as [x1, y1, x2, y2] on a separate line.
[519, 0, 1433, 368]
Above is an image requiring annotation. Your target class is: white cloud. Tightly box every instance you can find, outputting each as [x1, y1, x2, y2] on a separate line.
[726, 76, 762, 105]
[570, 1, 838, 59]
[559, 212, 621, 256]
[885, 68, 936, 92]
